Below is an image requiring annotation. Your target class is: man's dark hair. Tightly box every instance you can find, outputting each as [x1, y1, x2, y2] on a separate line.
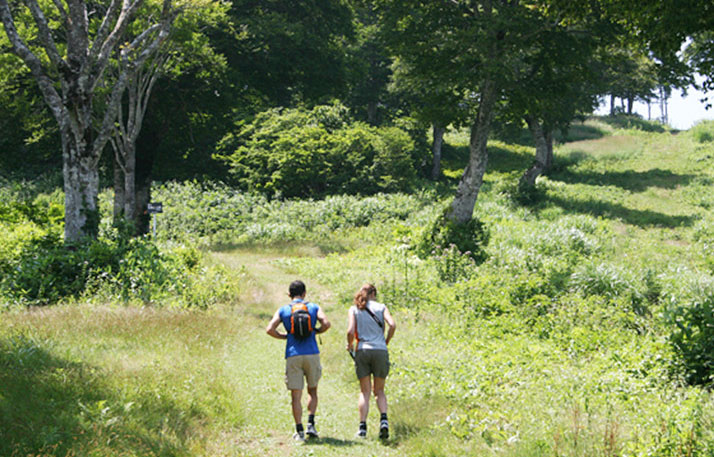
[289, 280, 306, 298]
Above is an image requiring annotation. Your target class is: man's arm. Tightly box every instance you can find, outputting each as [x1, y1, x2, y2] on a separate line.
[316, 307, 331, 334]
[346, 308, 356, 352]
[266, 309, 287, 340]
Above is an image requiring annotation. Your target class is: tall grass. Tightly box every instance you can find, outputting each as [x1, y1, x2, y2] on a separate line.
[0, 307, 247, 457]
[2, 116, 714, 455]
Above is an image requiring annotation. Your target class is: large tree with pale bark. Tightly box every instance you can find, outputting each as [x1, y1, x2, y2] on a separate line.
[0, 0, 177, 242]
[377, 0, 557, 224]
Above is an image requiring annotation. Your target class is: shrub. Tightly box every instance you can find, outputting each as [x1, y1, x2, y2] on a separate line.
[664, 280, 714, 386]
[215, 104, 417, 198]
[0, 233, 209, 306]
[0, 222, 51, 277]
[569, 261, 633, 298]
[429, 244, 477, 283]
[689, 120, 714, 143]
[150, 181, 430, 244]
[416, 208, 490, 264]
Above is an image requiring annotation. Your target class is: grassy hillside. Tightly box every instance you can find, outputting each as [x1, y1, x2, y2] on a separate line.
[2, 117, 714, 456]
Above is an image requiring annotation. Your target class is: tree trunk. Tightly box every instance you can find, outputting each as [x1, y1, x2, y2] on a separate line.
[123, 141, 136, 222]
[367, 101, 378, 125]
[135, 172, 152, 235]
[545, 130, 553, 167]
[113, 139, 152, 235]
[627, 96, 634, 115]
[520, 117, 553, 188]
[447, 79, 497, 224]
[113, 156, 125, 222]
[61, 126, 100, 242]
[610, 95, 616, 115]
[431, 124, 445, 180]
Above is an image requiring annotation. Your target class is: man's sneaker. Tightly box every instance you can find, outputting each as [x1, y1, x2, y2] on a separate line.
[306, 423, 319, 439]
[293, 431, 305, 443]
[379, 420, 389, 440]
[356, 428, 367, 438]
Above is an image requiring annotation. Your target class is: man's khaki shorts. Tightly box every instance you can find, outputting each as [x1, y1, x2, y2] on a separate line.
[285, 354, 322, 390]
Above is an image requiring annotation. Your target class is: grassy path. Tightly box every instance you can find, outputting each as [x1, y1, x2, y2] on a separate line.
[0, 247, 419, 457]
[208, 248, 403, 457]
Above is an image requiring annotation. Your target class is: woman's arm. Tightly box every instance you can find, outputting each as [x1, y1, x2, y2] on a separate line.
[383, 306, 396, 346]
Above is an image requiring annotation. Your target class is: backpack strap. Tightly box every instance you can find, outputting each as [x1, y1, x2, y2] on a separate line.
[363, 303, 384, 329]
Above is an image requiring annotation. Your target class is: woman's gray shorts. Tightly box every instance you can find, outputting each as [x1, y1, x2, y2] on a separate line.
[355, 349, 390, 379]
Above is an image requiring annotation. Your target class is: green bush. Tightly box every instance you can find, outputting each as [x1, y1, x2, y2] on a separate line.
[569, 262, 633, 298]
[429, 244, 477, 283]
[665, 281, 714, 386]
[0, 231, 210, 306]
[215, 104, 417, 198]
[151, 181, 430, 244]
[416, 208, 490, 264]
[690, 120, 714, 143]
[694, 217, 714, 273]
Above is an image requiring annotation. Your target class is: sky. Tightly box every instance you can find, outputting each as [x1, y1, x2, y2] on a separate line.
[596, 78, 714, 130]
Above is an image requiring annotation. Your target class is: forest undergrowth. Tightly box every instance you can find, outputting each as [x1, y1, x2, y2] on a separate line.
[2, 118, 714, 456]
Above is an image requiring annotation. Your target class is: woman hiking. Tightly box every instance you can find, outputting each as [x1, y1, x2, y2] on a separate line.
[346, 283, 396, 439]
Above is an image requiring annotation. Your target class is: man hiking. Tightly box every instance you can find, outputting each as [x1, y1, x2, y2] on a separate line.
[266, 280, 331, 442]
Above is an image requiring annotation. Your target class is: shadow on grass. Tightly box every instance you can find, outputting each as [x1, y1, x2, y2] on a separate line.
[441, 142, 533, 176]
[550, 167, 697, 192]
[544, 194, 695, 228]
[492, 122, 609, 145]
[306, 437, 358, 447]
[0, 334, 194, 457]
[558, 123, 608, 142]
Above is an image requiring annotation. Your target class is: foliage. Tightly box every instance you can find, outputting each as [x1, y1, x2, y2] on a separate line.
[216, 104, 417, 197]
[689, 120, 714, 143]
[150, 180, 432, 244]
[4, 118, 714, 454]
[226, 0, 354, 106]
[665, 280, 714, 386]
[0, 230, 219, 306]
[0, 183, 240, 307]
[343, 3, 394, 125]
[416, 208, 490, 264]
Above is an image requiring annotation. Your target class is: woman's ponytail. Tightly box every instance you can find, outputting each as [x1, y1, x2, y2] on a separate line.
[353, 283, 376, 310]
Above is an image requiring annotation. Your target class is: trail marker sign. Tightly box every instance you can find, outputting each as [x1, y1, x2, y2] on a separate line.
[147, 202, 163, 238]
[147, 202, 163, 214]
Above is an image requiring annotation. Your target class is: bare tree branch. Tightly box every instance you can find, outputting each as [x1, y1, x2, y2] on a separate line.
[126, 23, 161, 53]
[0, 0, 63, 122]
[25, 0, 64, 67]
[111, 136, 128, 174]
[92, 0, 146, 83]
[88, 0, 120, 63]
[51, 0, 68, 23]
[93, 68, 130, 166]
